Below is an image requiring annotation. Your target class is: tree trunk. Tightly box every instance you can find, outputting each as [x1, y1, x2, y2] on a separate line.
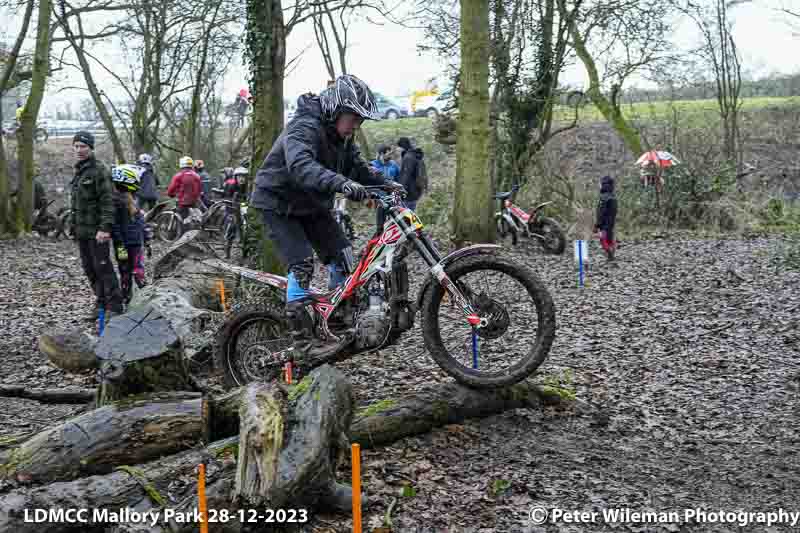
[453, 0, 493, 245]
[0, 392, 205, 485]
[246, 0, 286, 274]
[13, 0, 51, 233]
[349, 380, 560, 448]
[0, 437, 238, 533]
[234, 365, 356, 511]
[0, 0, 34, 235]
[39, 231, 237, 379]
[562, 1, 643, 156]
[186, 1, 222, 156]
[94, 308, 196, 406]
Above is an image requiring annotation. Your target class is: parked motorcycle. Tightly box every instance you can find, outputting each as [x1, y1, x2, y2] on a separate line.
[32, 199, 60, 237]
[214, 185, 557, 390]
[495, 184, 566, 254]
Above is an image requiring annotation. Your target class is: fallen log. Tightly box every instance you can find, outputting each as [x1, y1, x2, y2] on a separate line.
[0, 392, 205, 485]
[38, 232, 237, 390]
[0, 385, 96, 404]
[0, 437, 238, 533]
[39, 328, 98, 373]
[234, 365, 356, 512]
[349, 380, 562, 449]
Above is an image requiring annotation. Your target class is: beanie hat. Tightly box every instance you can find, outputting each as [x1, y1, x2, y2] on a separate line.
[73, 131, 95, 149]
[397, 137, 411, 151]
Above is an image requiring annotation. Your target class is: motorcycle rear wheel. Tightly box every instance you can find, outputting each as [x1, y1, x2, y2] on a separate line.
[214, 300, 291, 389]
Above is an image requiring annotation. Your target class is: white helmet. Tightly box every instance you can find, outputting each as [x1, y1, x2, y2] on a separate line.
[319, 74, 381, 122]
[179, 156, 194, 168]
[137, 153, 153, 165]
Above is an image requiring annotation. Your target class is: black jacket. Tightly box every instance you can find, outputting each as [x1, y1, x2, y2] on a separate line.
[138, 164, 159, 201]
[397, 147, 424, 202]
[595, 176, 617, 240]
[250, 94, 387, 216]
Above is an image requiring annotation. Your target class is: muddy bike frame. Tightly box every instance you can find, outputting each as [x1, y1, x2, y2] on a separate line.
[208, 186, 499, 337]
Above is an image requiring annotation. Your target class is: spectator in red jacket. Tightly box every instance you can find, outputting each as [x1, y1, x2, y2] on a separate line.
[167, 156, 203, 220]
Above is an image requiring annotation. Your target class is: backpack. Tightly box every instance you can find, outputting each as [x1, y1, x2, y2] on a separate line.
[415, 150, 428, 192]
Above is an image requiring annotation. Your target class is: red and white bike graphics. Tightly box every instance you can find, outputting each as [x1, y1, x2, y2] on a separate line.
[214, 185, 557, 391]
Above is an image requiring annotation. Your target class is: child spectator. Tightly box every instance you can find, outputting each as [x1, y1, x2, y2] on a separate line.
[594, 175, 618, 263]
[111, 164, 148, 305]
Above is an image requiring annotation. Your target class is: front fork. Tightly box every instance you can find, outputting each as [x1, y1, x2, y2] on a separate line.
[391, 210, 485, 329]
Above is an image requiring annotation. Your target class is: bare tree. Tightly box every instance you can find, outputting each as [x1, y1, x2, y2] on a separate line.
[55, 0, 128, 162]
[0, 0, 34, 234]
[680, 0, 744, 180]
[556, 0, 676, 156]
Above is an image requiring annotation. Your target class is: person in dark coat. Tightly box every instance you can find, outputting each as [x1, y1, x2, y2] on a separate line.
[70, 131, 124, 320]
[593, 175, 618, 262]
[136, 153, 160, 211]
[396, 137, 425, 211]
[250, 74, 404, 363]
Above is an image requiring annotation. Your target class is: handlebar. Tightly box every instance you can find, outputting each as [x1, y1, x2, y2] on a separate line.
[362, 184, 407, 209]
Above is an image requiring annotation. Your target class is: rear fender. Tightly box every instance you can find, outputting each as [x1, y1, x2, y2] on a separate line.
[415, 244, 501, 312]
[201, 258, 288, 301]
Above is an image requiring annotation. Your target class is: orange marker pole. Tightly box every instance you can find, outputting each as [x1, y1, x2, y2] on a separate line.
[284, 362, 293, 384]
[198, 463, 209, 533]
[217, 279, 227, 312]
[352, 443, 362, 533]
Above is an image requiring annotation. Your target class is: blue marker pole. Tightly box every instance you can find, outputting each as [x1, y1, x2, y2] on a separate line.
[97, 308, 106, 337]
[578, 240, 584, 288]
[472, 329, 478, 369]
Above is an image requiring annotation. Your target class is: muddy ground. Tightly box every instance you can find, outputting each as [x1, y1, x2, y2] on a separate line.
[0, 227, 798, 532]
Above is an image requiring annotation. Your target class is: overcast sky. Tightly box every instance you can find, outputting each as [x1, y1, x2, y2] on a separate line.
[0, 0, 797, 116]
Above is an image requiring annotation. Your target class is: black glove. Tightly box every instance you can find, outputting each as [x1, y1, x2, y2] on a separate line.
[341, 180, 367, 201]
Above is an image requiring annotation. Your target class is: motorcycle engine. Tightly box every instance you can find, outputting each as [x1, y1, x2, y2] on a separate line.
[353, 274, 392, 350]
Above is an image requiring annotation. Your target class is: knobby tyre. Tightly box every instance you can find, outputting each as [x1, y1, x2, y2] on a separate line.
[154, 211, 183, 243]
[421, 253, 556, 389]
[214, 300, 291, 389]
[532, 216, 566, 254]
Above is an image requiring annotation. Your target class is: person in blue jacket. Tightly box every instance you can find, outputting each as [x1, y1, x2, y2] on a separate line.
[371, 144, 400, 230]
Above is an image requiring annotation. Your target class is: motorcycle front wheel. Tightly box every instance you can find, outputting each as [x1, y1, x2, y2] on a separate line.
[530, 216, 566, 255]
[421, 252, 556, 389]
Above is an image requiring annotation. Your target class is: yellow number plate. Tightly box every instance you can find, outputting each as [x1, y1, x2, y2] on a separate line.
[404, 212, 424, 230]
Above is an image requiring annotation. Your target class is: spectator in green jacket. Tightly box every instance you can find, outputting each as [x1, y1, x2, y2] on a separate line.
[70, 131, 124, 321]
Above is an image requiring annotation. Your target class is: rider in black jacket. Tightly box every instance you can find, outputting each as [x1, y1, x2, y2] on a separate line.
[250, 74, 404, 361]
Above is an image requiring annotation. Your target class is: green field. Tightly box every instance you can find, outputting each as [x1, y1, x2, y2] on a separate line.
[554, 95, 800, 123]
[361, 96, 800, 139]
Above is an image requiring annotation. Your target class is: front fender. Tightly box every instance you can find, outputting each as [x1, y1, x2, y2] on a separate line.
[415, 244, 501, 312]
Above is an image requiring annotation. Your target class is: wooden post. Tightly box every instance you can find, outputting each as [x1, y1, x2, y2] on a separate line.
[352, 443, 362, 533]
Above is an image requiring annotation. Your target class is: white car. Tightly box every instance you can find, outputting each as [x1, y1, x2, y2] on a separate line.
[411, 91, 455, 118]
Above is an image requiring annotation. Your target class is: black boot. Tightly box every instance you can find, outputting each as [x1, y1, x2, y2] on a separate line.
[285, 300, 344, 369]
